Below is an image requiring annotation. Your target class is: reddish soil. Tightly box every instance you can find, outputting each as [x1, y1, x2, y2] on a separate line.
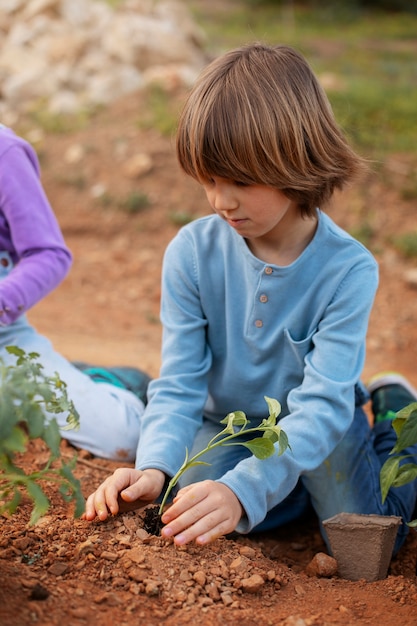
[1, 84, 417, 625]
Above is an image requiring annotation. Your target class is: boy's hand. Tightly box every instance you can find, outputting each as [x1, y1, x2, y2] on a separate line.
[160, 480, 243, 545]
[83, 467, 165, 521]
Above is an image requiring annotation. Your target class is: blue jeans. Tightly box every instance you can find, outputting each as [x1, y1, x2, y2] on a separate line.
[181, 387, 417, 555]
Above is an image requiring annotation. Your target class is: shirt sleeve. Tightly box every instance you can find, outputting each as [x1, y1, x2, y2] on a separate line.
[0, 143, 72, 325]
[135, 230, 211, 474]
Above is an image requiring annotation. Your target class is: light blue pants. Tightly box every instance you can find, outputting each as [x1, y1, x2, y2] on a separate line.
[182, 394, 417, 555]
[0, 315, 144, 461]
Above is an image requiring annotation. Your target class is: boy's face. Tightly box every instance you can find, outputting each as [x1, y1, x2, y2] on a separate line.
[202, 176, 300, 242]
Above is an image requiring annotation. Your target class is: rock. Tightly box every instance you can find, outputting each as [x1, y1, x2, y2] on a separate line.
[404, 268, 417, 287]
[238, 545, 256, 558]
[122, 153, 153, 179]
[0, 0, 207, 118]
[193, 570, 207, 586]
[64, 143, 86, 164]
[126, 547, 146, 564]
[100, 550, 119, 561]
[205, 581, 221, 601]
[281, 617, 307, 626]
[240, 573, 265, 593]
[220, 591, 233, 606]
[47, 561, 69, 576]
[229, 555, 249, 573]
[305, 552, 338, 578]
[76, 539, 95, 556]
[144, 579, 161, 596]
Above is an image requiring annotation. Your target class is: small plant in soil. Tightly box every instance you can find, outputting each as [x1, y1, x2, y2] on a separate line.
[380, 401, 417, 528]
[143, 396, 289, 536]
[142, 504, 165, 536]
[0, 346, 85, 524]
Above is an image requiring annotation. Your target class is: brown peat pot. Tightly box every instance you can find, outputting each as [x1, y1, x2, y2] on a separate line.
[323, 512, 402, 581]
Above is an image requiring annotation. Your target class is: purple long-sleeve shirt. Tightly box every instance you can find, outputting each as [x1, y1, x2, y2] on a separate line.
[0, 125, 72, 325]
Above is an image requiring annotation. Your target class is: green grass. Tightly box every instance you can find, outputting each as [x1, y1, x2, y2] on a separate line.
[28, 105, 92, 135]
[392, 232, 417, 259]
[137, 85, 180, 137]
[189, 2, 417, 156]
[118, 191, 151, 214]
[168, 211, 195, 227]
[349, 222, 376, 248]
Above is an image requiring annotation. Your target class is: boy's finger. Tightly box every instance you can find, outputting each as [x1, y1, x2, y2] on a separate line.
[117, 494, 150, 513]
[83, 490, 111, 521]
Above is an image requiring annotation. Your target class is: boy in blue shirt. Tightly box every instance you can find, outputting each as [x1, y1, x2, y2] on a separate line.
[84, 43, 417, 554]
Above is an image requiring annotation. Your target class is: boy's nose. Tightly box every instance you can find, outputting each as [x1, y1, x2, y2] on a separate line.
[212, 185, 238, 212]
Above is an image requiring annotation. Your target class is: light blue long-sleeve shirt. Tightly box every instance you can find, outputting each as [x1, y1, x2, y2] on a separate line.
[136, 210, 379, 531]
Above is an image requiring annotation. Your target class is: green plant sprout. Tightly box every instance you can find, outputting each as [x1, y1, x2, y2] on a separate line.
[380, 402, 417, 528]
[0, 346, 85, 525]
[158, 396, 289, 515]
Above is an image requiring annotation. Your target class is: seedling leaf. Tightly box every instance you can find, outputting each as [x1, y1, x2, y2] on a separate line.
[186, 461, 212, 469]
[278, 430, 290, 456]
[0, 347, 84, 523]
[220, 411, 248, 433]
[264, 396, 281, 420]
[26, 409, 45, 439]
[380, 456, 401, 503]
[42, 419, 62, 459]
[380, 403, 417, 529]
[389, 462, 417, 488]
[242, 437, 275, 459]
[2, 426, 28, 454]
[26, 481, 50, 525]
[5, 488, 22, 516]
[391, 405, 417, 453]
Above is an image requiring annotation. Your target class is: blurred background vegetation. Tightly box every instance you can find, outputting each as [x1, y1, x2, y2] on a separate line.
[23, 0, 416, 253]
[93, 0, 417, 253]
[187, 0, 417, 158]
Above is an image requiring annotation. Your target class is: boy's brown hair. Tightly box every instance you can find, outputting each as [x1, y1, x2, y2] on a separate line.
[176, 42, 366, 217]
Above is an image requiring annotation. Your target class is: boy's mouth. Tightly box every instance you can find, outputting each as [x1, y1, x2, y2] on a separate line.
[225, 217, 248, 228]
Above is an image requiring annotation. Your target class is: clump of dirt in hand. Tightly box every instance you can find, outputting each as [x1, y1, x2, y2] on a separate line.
[142, 505, 164, 536]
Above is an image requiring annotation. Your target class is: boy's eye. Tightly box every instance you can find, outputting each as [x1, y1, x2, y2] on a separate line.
[202, 177, 251, 189]
[233, 180, 249, 187]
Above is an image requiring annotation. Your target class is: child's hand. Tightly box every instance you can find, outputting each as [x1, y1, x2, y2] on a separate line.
[160, 480, 243, 546]
[83, 467, 166, 521]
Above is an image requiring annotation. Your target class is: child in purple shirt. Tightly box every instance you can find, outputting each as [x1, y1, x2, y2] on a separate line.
[0, 124, 148, 460]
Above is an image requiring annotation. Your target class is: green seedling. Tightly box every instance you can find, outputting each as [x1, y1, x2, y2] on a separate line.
[158, 396, 289, 515]
[0, 346, 84, 525]
[380, 402, 417, 528]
